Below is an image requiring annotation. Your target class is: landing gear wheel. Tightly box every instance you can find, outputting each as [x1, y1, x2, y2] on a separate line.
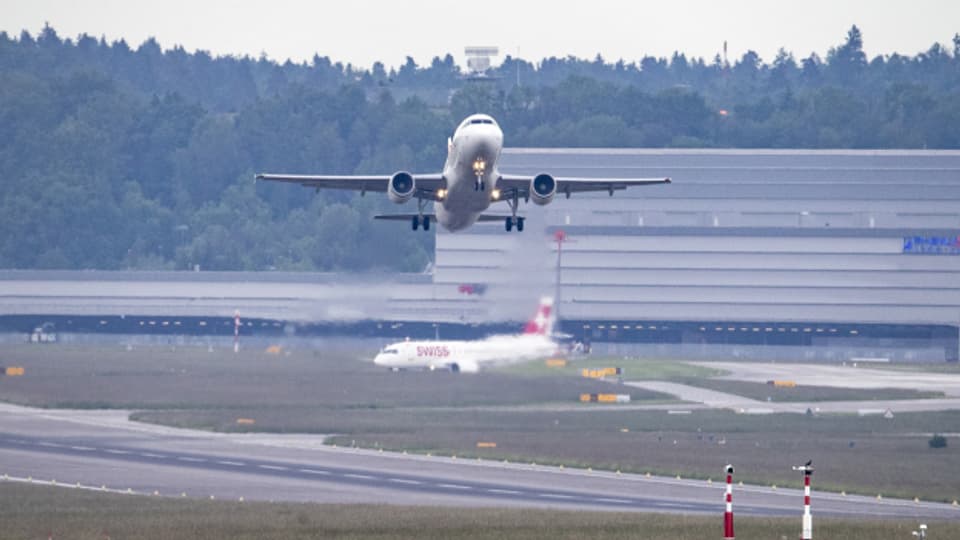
[516, 217, 525, 232]
[422, 216, 430, 231]
[411, 215, 420, 231]
[505, 217, 513, 232]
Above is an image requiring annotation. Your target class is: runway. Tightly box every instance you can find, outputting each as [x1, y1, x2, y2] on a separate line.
[0, 403, 956, 519]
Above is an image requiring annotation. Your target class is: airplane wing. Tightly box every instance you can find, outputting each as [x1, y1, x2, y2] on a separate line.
[255, 173, 446, 200]
[497, 174, 670, 199]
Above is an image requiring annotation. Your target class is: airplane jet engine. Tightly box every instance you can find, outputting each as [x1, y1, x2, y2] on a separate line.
[388, 171, 416, 204]
[530, 173, 557, 205]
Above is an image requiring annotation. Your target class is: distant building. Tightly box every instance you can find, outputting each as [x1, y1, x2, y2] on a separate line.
[432, 148, 960, 362]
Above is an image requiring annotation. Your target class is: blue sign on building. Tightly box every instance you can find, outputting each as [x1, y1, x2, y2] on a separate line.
[903, 235, 960, 255]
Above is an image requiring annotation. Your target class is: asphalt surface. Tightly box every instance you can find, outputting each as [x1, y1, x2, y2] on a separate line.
[0, 403, 957, 519]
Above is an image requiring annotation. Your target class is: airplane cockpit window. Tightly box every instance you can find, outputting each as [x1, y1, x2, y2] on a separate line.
[382, 348, 399, 354]
[466, 117, 496, 126]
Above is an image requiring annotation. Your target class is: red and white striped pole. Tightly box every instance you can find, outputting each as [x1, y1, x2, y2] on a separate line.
[793, 461, 814, 540]
[723, 464, 735, 539]
[233, 310, 240, 353]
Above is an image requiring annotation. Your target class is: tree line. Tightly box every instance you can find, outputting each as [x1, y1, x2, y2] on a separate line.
[1, 25, 958, 271]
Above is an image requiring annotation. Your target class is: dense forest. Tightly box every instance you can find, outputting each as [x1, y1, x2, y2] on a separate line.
[2, 25, 959, 271]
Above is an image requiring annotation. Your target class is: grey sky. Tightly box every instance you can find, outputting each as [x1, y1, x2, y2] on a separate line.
[4, 1, 958, 70]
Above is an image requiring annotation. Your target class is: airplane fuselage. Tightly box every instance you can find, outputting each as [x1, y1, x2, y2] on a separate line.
[436, 114, 504, 231]
[373, 334, 555, 373]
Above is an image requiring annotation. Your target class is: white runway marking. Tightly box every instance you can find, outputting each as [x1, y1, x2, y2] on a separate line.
[178, 457, 206, 463]
[104, 449, 130, 455]
[258, 464, 287, 471]
[216, 460, 244, 466]
[388, 478, 422, 485]
[299, 469, 330, 475]
[486, 488, 521, 495]
[539, 493, 575, 500]
[343, 473, 374, 480]
[593, 497, 632, 504]
[70, 446, 94, 451]
[437, 483, 472, 490]
[140, 453, 166, 458]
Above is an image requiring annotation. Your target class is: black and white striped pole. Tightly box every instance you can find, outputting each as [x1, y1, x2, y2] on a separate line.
[792, 461, 814, 540]
[723, 464, 735, 539]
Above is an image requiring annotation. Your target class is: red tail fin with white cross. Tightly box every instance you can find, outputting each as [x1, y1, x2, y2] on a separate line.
[522, 297, 555, 336]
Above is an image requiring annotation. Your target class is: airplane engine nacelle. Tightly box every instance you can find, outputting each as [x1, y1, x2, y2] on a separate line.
[530, 173, 557, 206]
[388, 171, 416, 204]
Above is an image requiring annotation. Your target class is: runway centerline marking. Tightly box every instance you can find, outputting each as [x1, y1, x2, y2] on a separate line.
[343, 473, 375, 480]
[37, 442, 63, 448]
[140, 453, 166, 459]
[388, 478, 422, 485]
[216, 460, 244, 466]
[258, 464, 287, 471]
[437, 483, 472, 490]
[487, 489, 521, 495]
[593, 497, 632, 504]
[299, 469, 330, 475]
[178, 457, 206, 463]
[539, 493, 575, 500]
[70, 446, 94, 451]
[104, 449, 130, 455]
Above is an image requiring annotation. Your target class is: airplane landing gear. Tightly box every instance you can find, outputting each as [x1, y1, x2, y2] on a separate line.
[504, 191, 523, 232]
[412, 197, 430, 232]
[411, 215, 431, 231]
[505, 216, 525, 232]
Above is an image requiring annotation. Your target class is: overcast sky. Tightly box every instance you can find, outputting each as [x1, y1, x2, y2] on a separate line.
[4, 1, 958, 70]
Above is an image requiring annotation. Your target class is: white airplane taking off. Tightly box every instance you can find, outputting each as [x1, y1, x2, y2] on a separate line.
[374, 297, 558, 373]
[256, 114, 670, 232]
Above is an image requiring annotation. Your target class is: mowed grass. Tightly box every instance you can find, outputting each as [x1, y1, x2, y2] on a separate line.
[134, 407, 960, 502]
[5, 344, 960, 502]
[1, 483, 954, 540]
[674, 378, 945, 402]
[500, 356, 727, 379]
[0, 344, 667, 409]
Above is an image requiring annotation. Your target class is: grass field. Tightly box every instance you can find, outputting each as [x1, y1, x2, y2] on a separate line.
[504, 357, 944, 401]
[0, 344, 668, 409]
[4, 343, 960, 502]
[500, 357, 727, 379]
[673, 378, 945, 402]
[1, 483, 953, 540]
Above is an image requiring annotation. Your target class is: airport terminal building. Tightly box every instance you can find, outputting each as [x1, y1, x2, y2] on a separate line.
[2, 149, 959, 361]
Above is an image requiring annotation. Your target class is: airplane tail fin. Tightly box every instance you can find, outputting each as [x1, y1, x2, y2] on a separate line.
[522, 297, 555, 336]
